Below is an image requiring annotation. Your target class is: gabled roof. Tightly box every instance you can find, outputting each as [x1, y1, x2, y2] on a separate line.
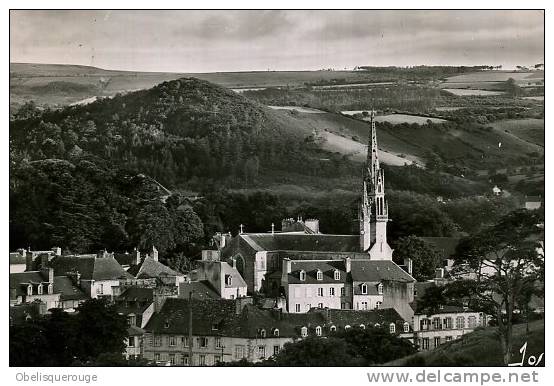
[145, 299, 407, 339]
[239, 234, 360, 253]
[178, 281, 220, 300]
[118, 287, 154, 303]
[127, 257, 183, 279]
[420, 237, 461, 258]
[10, 271, 47, 297]
[10, 252, 26, 265]
[53, 276, 87, 301]
[50, 256, 133, 281]
[220, 262, 248, 288]
[287, 260, 347, 284]
[350, 260, 415, 283]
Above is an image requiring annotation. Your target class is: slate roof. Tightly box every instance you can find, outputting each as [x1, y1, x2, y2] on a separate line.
[420, 237, 461, 258]
[350, 260, 415, 283]
[10, 252, 26, 265]
[113, 253, 138, 267]
[118, 287, 154, 303]
[287, 260, 347, 284]
[10, 271, 47, 297]
[9, 271, 87, 301]
[145, 298, 407, 338]
[240, 234, 360, 252]
[127, 257, 183, 279]
[178, 281, 220, 300]
[53, 276, 87, 301]
[50, 256, 133, 281]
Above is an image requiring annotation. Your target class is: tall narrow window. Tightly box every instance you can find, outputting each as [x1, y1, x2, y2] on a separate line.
[377, 283, 383, 295]
[361, 283, 368, 294]
[334, 270, 340, 280]
[300, 327, 308, 337]
[299, 270, 306, 281]
[315, 326, 322, 336]
[316, 270, 323, 281]
[389, 323, 396, 334]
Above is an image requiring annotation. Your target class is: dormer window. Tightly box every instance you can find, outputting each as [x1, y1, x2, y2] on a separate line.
[300, 326, 308, 338]
[315, 326, 322, 336]
[299, 270, 306, 281]
[225, 275, 232, 286]
[47, 283, 53, 294]
[359, 324, 365, 329]
[377, 283, 383, 295]
[345, 325, 351, 330]
[330, 325, 336, 332]
[360, 283, 368, 295]
[260, 329, 266, 338]
[128, 314, 136, 326]
[334, 270, 340, 281]
[316, 270, 323, 281]
[403, 322, 410, 333]
[27, 284, 32, 296]
[374, 323, 380, 328]
[37, 284, 43, 295]
[164, 320, 170, 329]
[389, 323, 396, 334]
[273, 328, 279, 337]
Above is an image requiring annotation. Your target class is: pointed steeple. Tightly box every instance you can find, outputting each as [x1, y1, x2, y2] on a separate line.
[359, 110, 392, 260]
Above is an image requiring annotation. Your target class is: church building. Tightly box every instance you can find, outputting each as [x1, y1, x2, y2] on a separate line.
[214, 111, 415, 320]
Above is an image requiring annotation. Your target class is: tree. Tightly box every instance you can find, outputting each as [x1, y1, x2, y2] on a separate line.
[275, 337, 357, 366]
[393, 235, 442, 280]
[450, 209, 544, 365]
[337, 326, 416, 364]
[505, 78, 522, 97]
[72, 298, 128, 362]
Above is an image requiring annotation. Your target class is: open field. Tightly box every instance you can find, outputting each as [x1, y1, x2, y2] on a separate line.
[443, 71, 543, 83]
[489, 118, 544, 147]
[443, 88, 505, 96]
[267, 105, 326, 114]
[341, 111, 447, 124]
[386, 319, 544, 366]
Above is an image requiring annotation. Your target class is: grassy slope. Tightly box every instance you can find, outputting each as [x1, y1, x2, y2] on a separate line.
[386, 319, 544, 366]
[489, 119, 545, 148]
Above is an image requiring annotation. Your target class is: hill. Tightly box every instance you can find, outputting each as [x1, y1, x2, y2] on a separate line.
[385, 320, 544, 366]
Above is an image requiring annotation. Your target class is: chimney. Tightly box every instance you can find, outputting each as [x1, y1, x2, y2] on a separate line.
[48, 267, 54, 283]
[344, 257, 351, 273]
[404, 258, 413, 275]
[151, 246, 158, 261]
[17, 248, 26, 257]
[52, 247, 61, 256]
[25, 251, 34, 271]
[219, 233, 227, 249]
[134, 247, 141, 266]
[271, 223, 275, 235]
[283, 258, 292, 274]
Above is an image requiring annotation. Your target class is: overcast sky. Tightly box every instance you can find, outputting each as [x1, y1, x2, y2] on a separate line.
[10, 10, 544, 73]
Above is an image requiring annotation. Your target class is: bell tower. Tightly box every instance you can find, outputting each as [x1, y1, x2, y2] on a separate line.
[359, 111, 393, 260]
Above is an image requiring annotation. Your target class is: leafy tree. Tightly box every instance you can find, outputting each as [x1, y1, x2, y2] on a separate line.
[337, 326, 417, 364]
[450, 209, 544, 365]
[393, 235, 442, 280]
[275, 337, 357, 366]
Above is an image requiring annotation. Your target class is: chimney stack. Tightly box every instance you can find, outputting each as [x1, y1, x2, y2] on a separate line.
[52, 247, 61, 256]
[404, 258, 413, 275]
[152, 246, 158, 261]
[344, 257, 351, 273]
[271, 223, 275, 235]
[134, 247, 141, 266]
[26, 251, 34, 271]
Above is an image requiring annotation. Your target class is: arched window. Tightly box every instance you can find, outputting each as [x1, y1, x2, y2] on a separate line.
[48, 283, 53, 294]
[37, 284, 43, 295]
[330, 325, 337, 332]
[359, 324, 366, 329]
[374, 323, 380, 328]
[345, 325, 351, 330]
[315, 326, 322, 336]
[273, 328, 279, 337]
[360, 283, 368, 294]
[27, 284, 33, 296]
[389, 323, 396, 334]
[225, 275, 232, 286]
[299, 270, 306, 281]
[260, 329, 266, 338]
[377, 283, 383, 295]
[316, 270, 323, 281]
[300, 326, 308, 338]
[403, 322, 410, 333]
[334, 270, 340, 281]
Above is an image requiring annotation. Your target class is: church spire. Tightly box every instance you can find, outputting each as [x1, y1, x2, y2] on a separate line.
[359, 110, 392, 260]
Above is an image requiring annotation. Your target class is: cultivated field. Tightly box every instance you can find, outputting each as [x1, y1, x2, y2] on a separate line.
[489, 118, 545, 147]
[442, 88, 505, 96]
[341, 112, 447, 124]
